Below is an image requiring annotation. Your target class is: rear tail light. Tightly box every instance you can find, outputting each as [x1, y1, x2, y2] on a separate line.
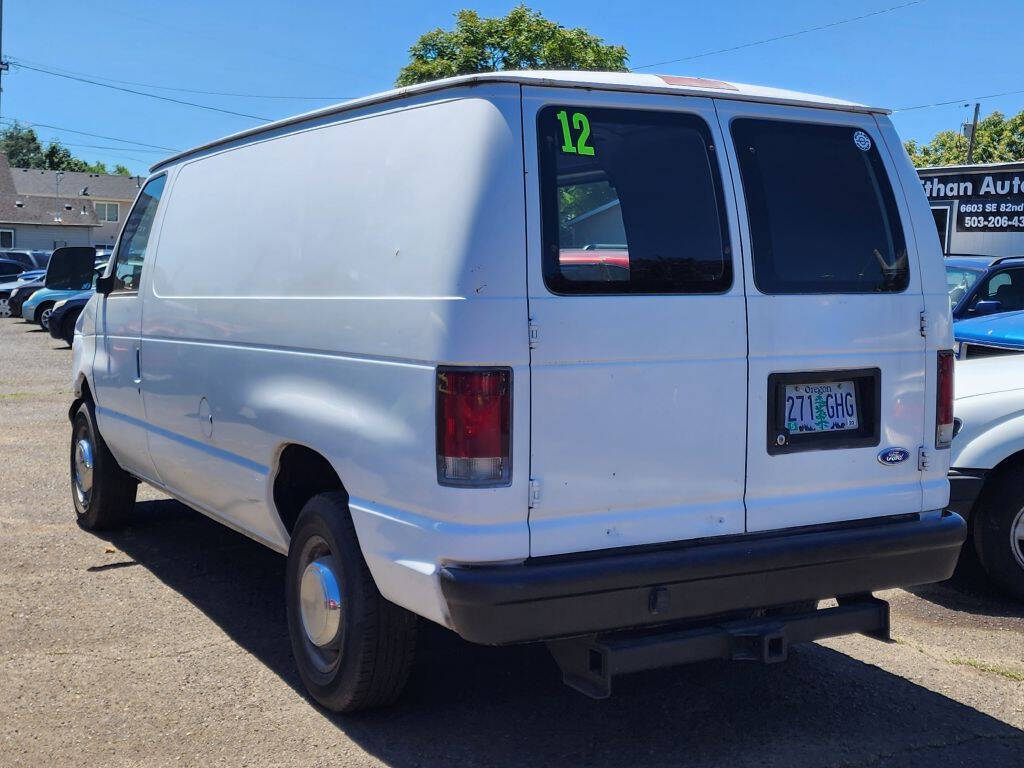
[436, 367, 511, 486]
[936, 350, 955, 449]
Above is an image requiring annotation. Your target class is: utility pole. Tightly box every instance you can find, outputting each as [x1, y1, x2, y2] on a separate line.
[54, 170, 63, 222]
[0, 0, 7, 121]
[965, 102, 980, 165]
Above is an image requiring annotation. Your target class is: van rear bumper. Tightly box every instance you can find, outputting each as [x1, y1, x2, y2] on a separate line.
[439, 511, 966, 644]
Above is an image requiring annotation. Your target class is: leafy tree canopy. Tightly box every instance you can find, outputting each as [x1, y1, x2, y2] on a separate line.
[0, 123, 131, 174]
[396, 5, 628, 86]
[905, 109, 1024, 167]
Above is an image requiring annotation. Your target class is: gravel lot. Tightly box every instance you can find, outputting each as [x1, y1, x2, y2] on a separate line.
[1, 317, 1022, 768]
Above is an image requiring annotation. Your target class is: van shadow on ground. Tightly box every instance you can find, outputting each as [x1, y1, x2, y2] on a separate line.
[95, 499, 1024, 768]
[907, 541, 1024, 620]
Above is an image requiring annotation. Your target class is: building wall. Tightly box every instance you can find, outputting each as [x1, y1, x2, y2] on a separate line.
[3, 224, 94, 250]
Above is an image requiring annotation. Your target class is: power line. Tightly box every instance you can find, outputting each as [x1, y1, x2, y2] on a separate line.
[894, 88, 1024, 112]
[38, 140, 167, 155]
[631, 0, 926, 70]
[10, 61, 270, 121]
[0, 116, 179, 151]
[8, 56, 352, 101]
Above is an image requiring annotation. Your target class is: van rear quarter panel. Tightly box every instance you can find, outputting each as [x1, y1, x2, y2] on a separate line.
[142, 85, 530, 626]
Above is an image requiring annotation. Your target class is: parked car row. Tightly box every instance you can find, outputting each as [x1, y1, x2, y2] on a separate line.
[0, 247, 103, 345]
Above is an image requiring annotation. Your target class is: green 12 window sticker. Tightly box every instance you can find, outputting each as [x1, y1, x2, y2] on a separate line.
[556, 110, 595, 156]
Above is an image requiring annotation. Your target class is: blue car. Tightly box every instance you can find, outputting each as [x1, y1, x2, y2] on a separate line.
[955, 309, 1024, 359]
[946, 255, 1024, 321]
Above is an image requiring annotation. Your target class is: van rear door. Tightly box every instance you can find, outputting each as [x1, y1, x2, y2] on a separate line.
[715, 101, 927, 532]
[522, 87, 748, 557]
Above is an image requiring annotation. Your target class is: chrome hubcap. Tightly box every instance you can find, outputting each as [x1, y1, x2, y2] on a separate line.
[300, 556, 343, 648]
[0, 298, 10, 318]
[40, 308, 52, 329]
[1012, 509, 1024, 570]
[73, 437, 94, 506]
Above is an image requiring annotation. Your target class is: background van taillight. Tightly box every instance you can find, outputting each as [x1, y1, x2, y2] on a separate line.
[936, 350, 955, 449]
[436, 368, 511, 486]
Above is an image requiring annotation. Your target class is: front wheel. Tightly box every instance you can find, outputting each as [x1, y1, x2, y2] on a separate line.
[973, 466, 1024, 601]
[0, 297, 11, 318]
[286, 492, 417, 712]
[71, 401, 137, 530]
[38, 302, 55, 330]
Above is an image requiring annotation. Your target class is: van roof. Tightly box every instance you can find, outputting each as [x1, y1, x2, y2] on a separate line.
[150, 70, 887, 173]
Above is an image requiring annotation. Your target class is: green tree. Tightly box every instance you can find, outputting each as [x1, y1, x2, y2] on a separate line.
[1, 123, 131, 173]
[396, 5, 628, 86]
[905, 109, 1024, 167]
[0, 123, 46, 168]
[114, 164, 131, 176]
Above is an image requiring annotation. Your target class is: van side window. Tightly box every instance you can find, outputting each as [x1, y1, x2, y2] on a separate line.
[110, 175, 166, 294]
[538, 106, 732, 294]
[732, 119, 908, 294]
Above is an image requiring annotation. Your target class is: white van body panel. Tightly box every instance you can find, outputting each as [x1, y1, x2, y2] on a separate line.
[521, 86, 748, 556]
[112, 85, 529, 626]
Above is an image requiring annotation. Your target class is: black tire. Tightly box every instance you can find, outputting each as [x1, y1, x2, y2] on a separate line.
[286, 492, 417, 712]
[37, 302, 55, 330]
[61, 310, 81, 346]
[71, 401, 137, 530]
[972, 465, 1024, 600]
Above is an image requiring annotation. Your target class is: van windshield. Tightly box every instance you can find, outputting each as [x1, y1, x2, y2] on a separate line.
[732, 119, 909, 294]
[538, 106, 732, 294]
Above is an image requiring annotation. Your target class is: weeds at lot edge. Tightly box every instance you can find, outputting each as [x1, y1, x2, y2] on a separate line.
[950, 658, 1024, 682]
[894, 635, 1024, 682]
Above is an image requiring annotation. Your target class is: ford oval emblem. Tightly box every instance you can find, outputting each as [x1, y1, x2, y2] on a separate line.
[878, 447, 910, 465]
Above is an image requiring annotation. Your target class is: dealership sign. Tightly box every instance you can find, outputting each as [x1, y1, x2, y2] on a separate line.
[920, 171, 1024, 233]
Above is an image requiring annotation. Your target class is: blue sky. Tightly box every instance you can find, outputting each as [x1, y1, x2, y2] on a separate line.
[3, 0, 1022, 175]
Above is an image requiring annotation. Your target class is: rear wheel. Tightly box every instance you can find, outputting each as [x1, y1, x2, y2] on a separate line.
[286, 492, 417, 712]
[37, 302, 55, 330]
[973, 465, 1024, 601]
[71, 401, 137, 530]
[0, 297, 10, 318]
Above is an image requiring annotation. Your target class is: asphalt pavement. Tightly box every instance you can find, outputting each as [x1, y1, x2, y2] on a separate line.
[1, 317, 1022, 767]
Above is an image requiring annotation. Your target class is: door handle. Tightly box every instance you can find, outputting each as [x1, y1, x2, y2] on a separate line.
[133, 346, 142, 387]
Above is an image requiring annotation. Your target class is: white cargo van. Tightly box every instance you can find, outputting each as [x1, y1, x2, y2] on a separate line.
[70, 71, 966, 710]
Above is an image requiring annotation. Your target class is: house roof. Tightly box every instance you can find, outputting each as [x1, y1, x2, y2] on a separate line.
[152, 70, 886, 173]
[10, 166, 143, 201]
[0, 154, 102, 226]
[0, 194, 100, 227]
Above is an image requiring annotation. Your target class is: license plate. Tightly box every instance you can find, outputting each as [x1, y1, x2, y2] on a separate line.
[784, 381, 858, 434]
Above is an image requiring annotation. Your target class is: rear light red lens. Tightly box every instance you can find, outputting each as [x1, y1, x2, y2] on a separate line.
[436, 367, 511, 486]
[936, 350, 955, 449]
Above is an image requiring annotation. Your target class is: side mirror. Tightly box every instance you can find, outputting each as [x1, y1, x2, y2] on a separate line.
[96, 274, 114, 295]
[973, 299, 1003, 316]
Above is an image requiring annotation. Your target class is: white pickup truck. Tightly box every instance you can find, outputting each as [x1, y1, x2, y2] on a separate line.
[948, 356, 1024, 599]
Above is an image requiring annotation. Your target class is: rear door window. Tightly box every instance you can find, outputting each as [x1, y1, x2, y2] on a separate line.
[732, 119, 908, 294]
[538, 106, 732, 294]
